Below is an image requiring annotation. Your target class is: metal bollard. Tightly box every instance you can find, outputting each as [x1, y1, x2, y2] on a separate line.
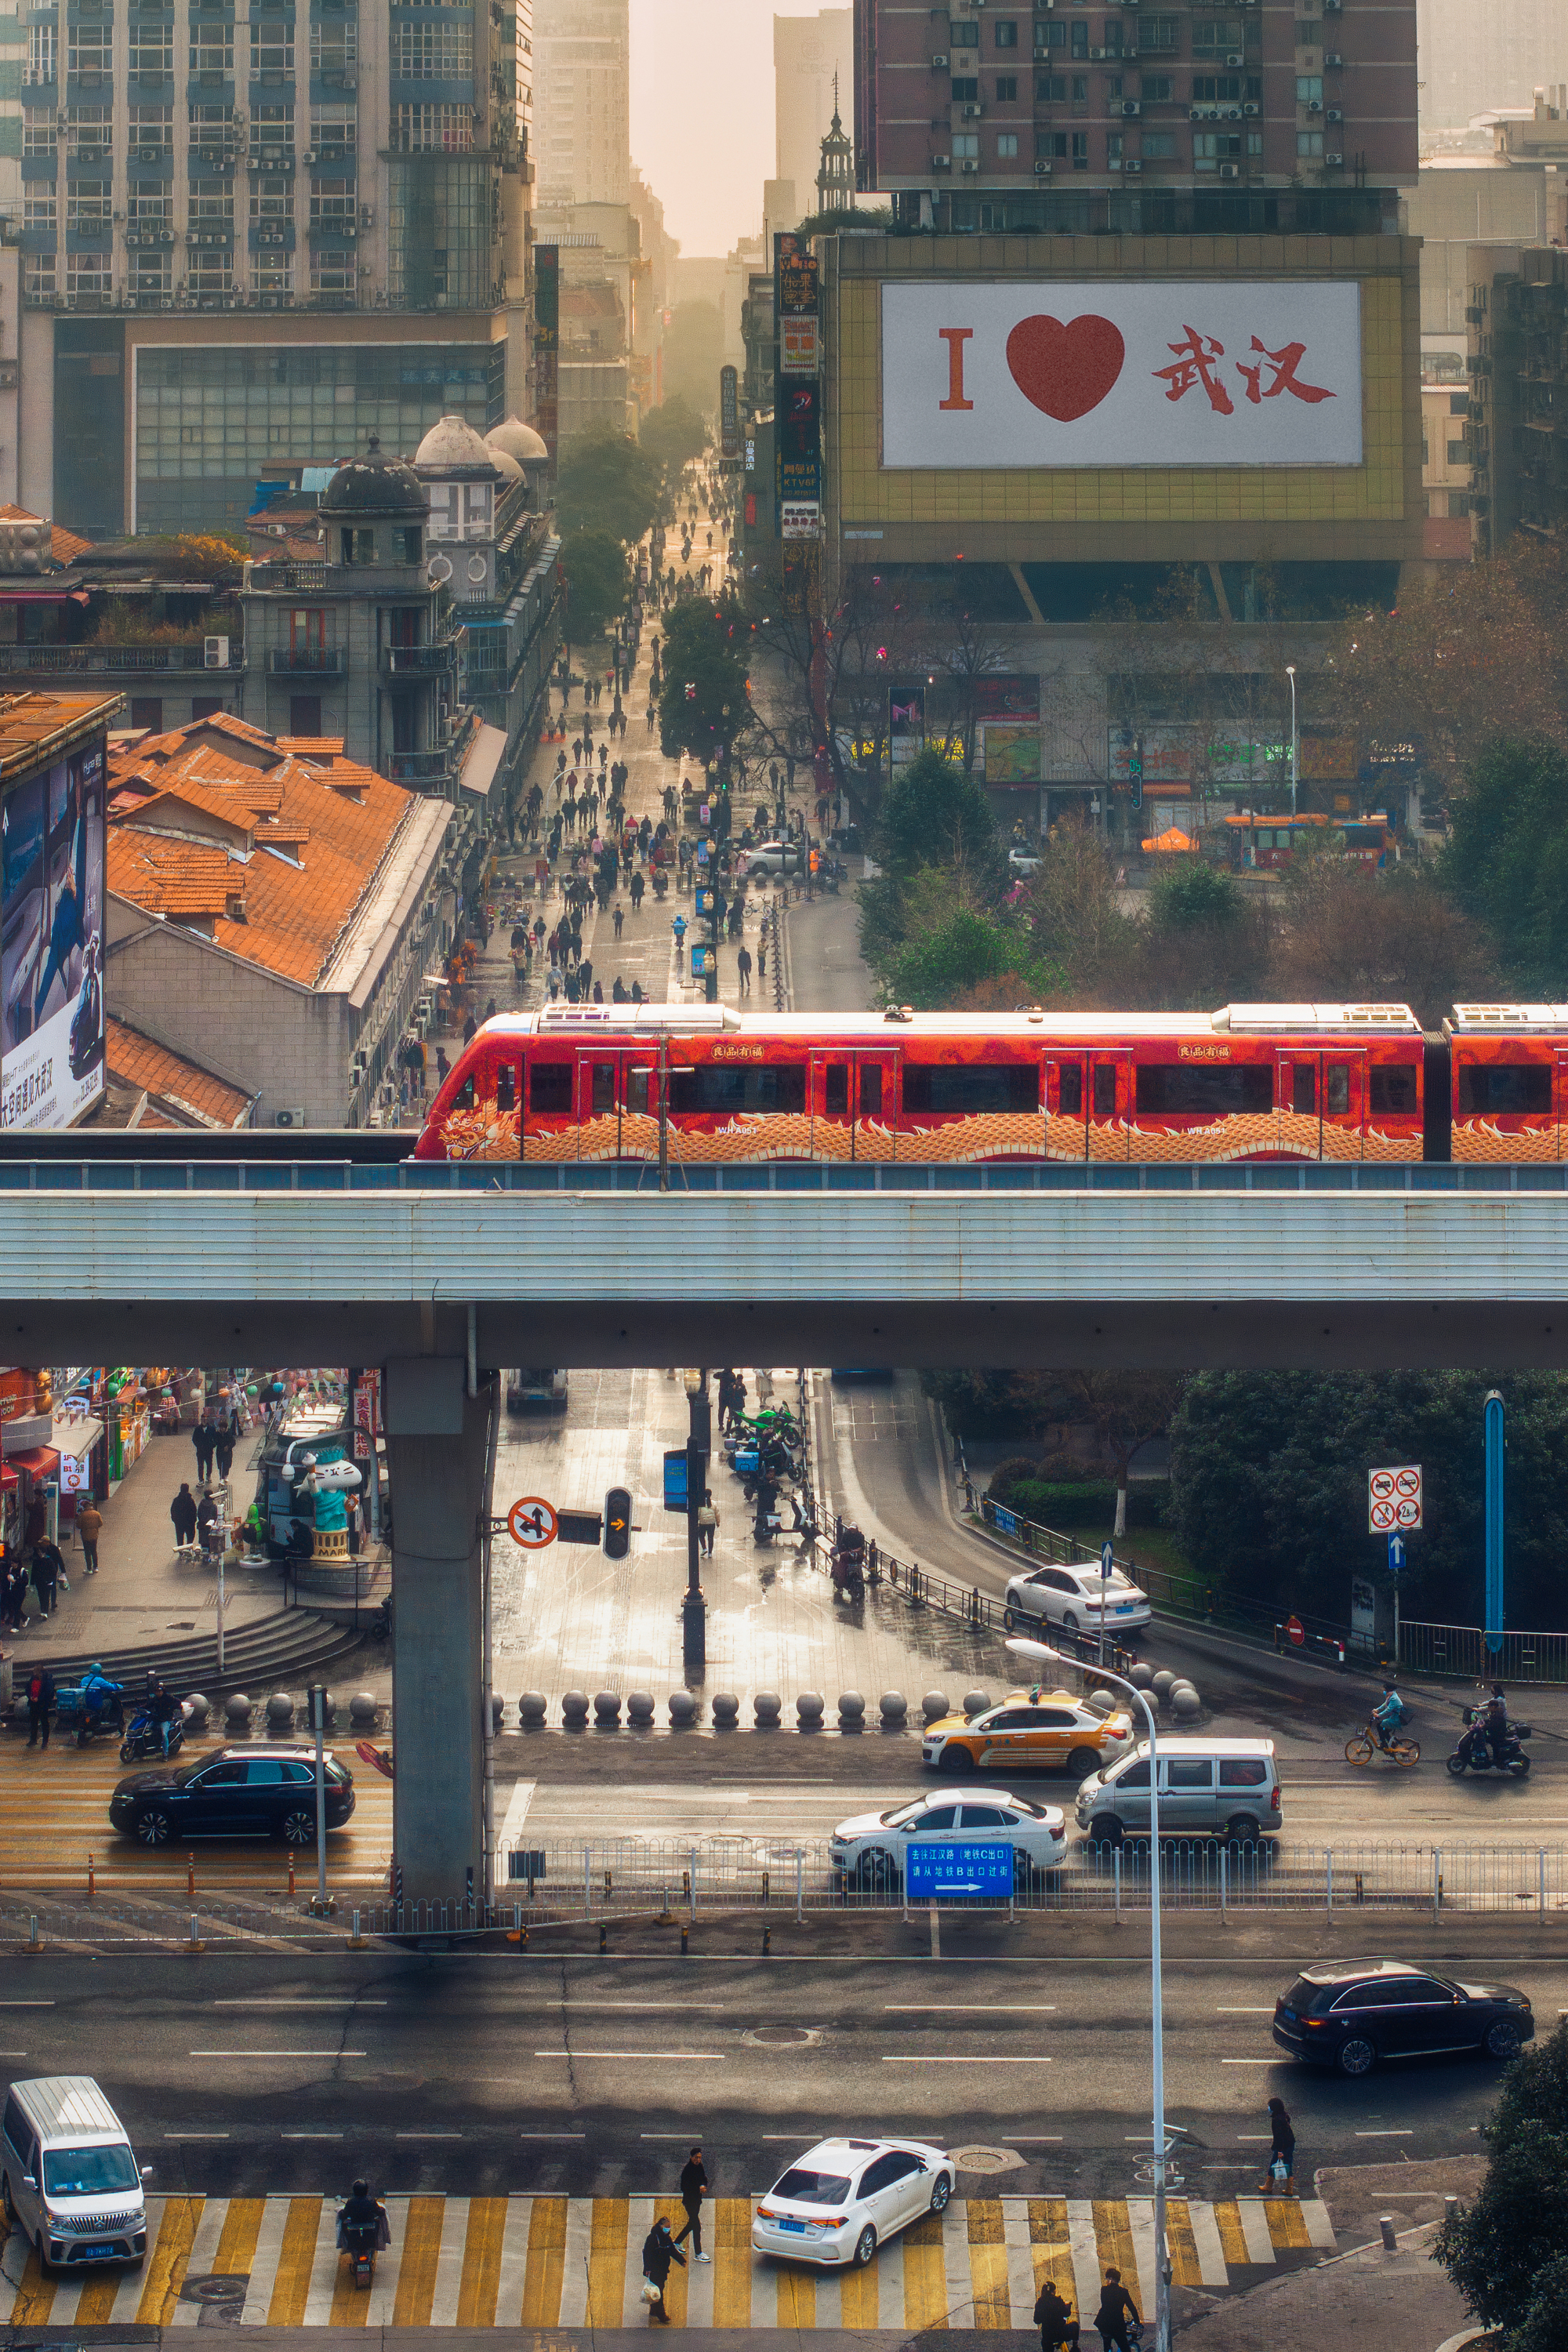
[599, 1923, 608, 1955]
[186, 1911, 204, 1955]
[1378, 2217, 1397, 2251]
[28, 1915, 38, 1950]
[287, 1852, 296, 1899]
[1444, 2196, 1459, 2223]
[87, 1853, 95, 1900]
[187, 1851, 197, 1900]
[762, 1926, 771, 1955]
[680, 1925, 688, 1955]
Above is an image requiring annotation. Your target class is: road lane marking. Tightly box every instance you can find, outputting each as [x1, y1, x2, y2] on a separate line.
[531, 2050, 724, 2060]
[884, 2004, 1056, 2012]
[213, 1998, 388, 2007]
[1220, 2059, 1279, 2065]
[1214, 2006, 1276, 2013]
[883, 2055, 1052, 2063]
[1355, 2129, 1413, 2137]
[191, 2050, 365, 2058]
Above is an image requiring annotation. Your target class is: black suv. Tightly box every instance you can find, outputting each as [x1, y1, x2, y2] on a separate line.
[110, 1746, 355, 1847]
[1272, 1958, 1533, 2076]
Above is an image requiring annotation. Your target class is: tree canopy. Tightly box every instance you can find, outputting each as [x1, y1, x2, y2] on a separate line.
[556, 528, 629, 645]
[639, 394, 709, 482]
[1436, 2017, 1568, 2346]
[1440, 737, 1568, 996]
[873, 748, 999, 878]
[555, 426, 661, 545]
[657, 596, 753, 767]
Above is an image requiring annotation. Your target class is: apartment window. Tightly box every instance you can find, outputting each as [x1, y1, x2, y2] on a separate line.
[1296, 75, 1323, 103]
[250, 260, 293, 295]
[1106, 131, 1123, 162]
[392, 20, 474, 77]
[129, 255, 172, 299]
[24, 257, 57, 299]
[1141, 14, 1181, 54]
[1247, 130, 1263, 154]
[310, 177, 357, 227]
[66, 258, 111, 300]
[1450, 391, 1469, 416]
[24, 107, 58, 159]
[187, 255, 234, 293]
[310, 102, 358, 153]
[953, 133, 979, 158]
[25, 25, 56, 85]
[1142, 132, 1176, 158]
[189, 26, 235, 76]
[952, 76, 979, 100]
[66, 24, 112, 81]
[1449, 491, 1471, 518]
[24, 194, 56, 234]
[311, 16, 358, 77]
[251, 179, 295, 223]
[1036, 74, 1066, 101]
[1195, 132, 1243, 167]
[1106, 74, 1123, 98]
[290, 609, 327, 657]
[1297, 129, 1323, 155]
[1142, 74, 1173, 101]
[996, 131, 1019, 156]
[994, 19, 1018, 47]
[1296, 18, 1322, 44]
[130, 699, 165, 734]
[67, 183, 111, 231]
[1070, 22, 1088, 57]
[1071, 130, 1088, 168]
[290, 695, 322, 736]
[190, 181, 234, 224]
[1191, 77, 1241, 101]
[127, 105, 174, 158]
[390, 103, 472, 151]
[128, 191, 172, 224]
[188, 103, 236, 156]
[1192, 17, 1245, 56]
[67, 106, 114, 164]
[996, 74, 1018, 100]
[1446, 438, 1466, 463]
[309, 249, 356, 296]
[251, 103, 296, 160]
[250, 22, 296, 77]
[1037, 130, 1067, 158]
[129, 23, 175, 80]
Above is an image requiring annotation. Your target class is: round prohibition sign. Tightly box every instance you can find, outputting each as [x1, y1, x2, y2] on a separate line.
[1394, 1468, 1421, 1497]
[507, 1496, 558, 1548]
[1394, 1497, 1421, 1528]
[1370, 1498, 1398, 1532]
[1370, 1470, 1398, 1502]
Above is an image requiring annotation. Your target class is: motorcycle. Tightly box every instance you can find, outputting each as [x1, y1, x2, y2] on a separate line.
[1447, 1707, 1532, 1777]
[119, 1701, 190, 1766]
[336, 2202, 390, 2289]
[53, 1673, 125, 1747]
[830, 1523, 868, 1603]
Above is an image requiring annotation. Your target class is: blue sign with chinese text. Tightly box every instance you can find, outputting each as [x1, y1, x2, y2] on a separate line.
[905, 1840, 1014, 1898]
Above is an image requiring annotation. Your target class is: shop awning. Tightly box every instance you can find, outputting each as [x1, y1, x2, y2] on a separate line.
[1142, 827, 1197, 853]
[8, 1446, 60, 1478]
[52, 1414, 103, 1464]
[459, 721, 508, 799]
[1, 1465, 16, 1491]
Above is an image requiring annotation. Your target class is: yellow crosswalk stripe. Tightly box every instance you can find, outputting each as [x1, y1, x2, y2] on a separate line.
[0, 2189, 1334, 2327]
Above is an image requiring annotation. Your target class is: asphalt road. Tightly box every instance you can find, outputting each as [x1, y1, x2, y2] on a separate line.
[8, 1943, 1563, 2204]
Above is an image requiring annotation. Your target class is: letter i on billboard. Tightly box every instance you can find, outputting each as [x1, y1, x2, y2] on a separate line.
[880, 282, 1363, 468]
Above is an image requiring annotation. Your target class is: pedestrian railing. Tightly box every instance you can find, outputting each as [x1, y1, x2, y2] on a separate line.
[804, 1526, 1139, 1675]
[1399, 1620, 1568, 1686]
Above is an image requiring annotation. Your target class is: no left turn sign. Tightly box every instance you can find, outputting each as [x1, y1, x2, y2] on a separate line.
[507, 1496, 559, 1548]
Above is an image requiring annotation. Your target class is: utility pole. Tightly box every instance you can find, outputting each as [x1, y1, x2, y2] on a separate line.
[682, 1370, 710, 1670]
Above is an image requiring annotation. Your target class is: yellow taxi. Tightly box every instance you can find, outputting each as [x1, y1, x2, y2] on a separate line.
[922, 1687, 1134, 1777]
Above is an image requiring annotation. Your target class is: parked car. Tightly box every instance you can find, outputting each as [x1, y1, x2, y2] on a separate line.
[829, 1788, 1067, 1889]
[109, 1747, 355, 1847]
[744, 840, 806, 879]
[1, 2075, 148, 2274]
[1002, 1561, 1152, 1637]
[1272, 1959, 1534, 2076]
[923, 1689, 1134, 1777]
[1075, 1737, 1281, 1845]
[753, 2136, 954, 2269]
[506, 1367, 568, 1413]
[1007, 846, 1043, 877]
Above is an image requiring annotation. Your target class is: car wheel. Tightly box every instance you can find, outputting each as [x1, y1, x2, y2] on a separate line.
[1222, 1817, 1260, 1847]
[855, 1848, 899, 1893]
[1485, 2018, 1524, 2061]
[1003, 1606, 1018, 1632]
[928, 2173, 952, 2215]
[280, 1808, 318, 1846]
[1067, 1746, 1101, 1778]
[1013, 1849, 1035, 1892]
[937, 1744, 969, 1773]
[134, 1806, 173, 1848]
[1337, 2036, 1377, 2078]
[1062, 1611, 1080, 1632]
[852, 2224, 877, 2267]
[1090, 1814, 1123, 1849]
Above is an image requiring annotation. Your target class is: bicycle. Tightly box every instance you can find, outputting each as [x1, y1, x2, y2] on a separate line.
[1345, 1722, 1421, 1768]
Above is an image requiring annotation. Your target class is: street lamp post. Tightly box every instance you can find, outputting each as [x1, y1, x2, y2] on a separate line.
[1284, 664, 1298, 818]
[681, 1369, 710, 1671]
[1007, 1637, 1173, 2352]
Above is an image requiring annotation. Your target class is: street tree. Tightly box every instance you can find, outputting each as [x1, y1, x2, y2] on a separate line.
[1010, 1372, 1187, 1537]
[556, 427, 662, 545]
[557, 529, 629, 649]
[639, 395, 709, 486]
[657, 596, 754, 771]
[1435, 2016, 1568, 2345]
[1439, 737, 1568, 996]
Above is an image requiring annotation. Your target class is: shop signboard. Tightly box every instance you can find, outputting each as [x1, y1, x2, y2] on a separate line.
[778, 251, 818, 318]
[973, 674, 1040, 723]
[983, 724, 1042, 786]
[719, 365, 740, 458]
[0, 734, 107, 1131]
[781, 314, 820, 376]
[780, 501, 822, 539]
[880, 281, 1363, 469]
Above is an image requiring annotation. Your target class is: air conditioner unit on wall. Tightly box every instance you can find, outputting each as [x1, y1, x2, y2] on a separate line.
[1033, 158, 1053, 173]
[1123, 158, 1142, 173]
[274, 1107, 307, 1128]
[204, 635, 229, 667]
[960, 157, 980, 171]
[1218, 162, 1240, 179]
[931, 52, 948, 67]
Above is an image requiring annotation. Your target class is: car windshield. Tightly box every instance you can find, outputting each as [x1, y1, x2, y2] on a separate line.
[1281, 1977, 1325, 2011]
[771, 2165, 852, 2207]
[883, 1798, 938, 1828]
[43, 2144, 140, 2198]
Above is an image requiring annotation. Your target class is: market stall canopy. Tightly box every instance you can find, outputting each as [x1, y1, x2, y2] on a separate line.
[52, 1414, 103, 1464]
[1142, 827, 1197, 853]
[8, 1446, 60, 1478]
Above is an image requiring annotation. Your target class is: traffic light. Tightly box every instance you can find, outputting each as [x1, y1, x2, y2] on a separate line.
[604, 1486, 632, 1560]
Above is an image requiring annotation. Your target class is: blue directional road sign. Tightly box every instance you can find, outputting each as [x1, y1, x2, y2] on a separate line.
[905, 1840, 1014, 1899]
[1387, 1534, 1406, 1577]
[662, 1448, 688, 1512]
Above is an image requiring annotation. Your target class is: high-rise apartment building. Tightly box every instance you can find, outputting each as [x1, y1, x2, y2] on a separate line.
[6, 0, 535, 538]
[775, 10, 852, 208]
[535, 0, 630, 208]
[1417, 0, 1566, 132]
[853, 0, 1417, 231]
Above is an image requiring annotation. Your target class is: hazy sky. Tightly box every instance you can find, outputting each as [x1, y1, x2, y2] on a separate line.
[629, 0, 776, 258]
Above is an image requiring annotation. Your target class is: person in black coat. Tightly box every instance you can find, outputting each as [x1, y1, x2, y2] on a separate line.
[1034, 2279, 1080, 2351]
[1094, 2268, 1140, 2352]
[1264, 2096, 1296, 2192]
[170, 1483, 199, 1545]
[641, 2216, 684, 2324]
[673, 2146, 710, 2259]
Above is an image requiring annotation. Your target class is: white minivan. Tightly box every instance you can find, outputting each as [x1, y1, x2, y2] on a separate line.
[1074, 1737, 1282, 1845]
[1, 2077, 149, 2273]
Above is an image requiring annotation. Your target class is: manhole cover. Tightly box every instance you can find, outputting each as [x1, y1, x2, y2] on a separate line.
[745, 2024, 818, 2047]
[949, 2145, 1026, 2176]
[180, 2274, 248, 2304]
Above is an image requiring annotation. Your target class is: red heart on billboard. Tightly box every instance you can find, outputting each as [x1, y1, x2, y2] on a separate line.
[1005, 313, 1126, 420]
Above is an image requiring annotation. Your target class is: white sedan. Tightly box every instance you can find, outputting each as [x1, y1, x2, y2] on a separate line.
[753, 2136, 954, 2269]
[744, 840, 806, 877]
[1003, 1560, 1152, 1636]
[829, 1788, 1066, 1890]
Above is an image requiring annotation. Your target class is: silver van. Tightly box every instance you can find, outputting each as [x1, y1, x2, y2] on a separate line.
[2, 2077, 148, 2272]
[1074, 1737, 1282, 1844]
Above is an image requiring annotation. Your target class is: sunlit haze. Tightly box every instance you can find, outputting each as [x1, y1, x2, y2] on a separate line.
[630, 0, 775, 258]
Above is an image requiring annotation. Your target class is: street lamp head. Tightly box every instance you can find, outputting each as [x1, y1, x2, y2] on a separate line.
[1285, 663, 1296, 677]
[681, 1367, 702, 1396]
[1006, 1635, 1065, 1667]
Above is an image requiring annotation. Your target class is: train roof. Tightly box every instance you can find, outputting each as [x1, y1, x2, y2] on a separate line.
[1446, 1004, 1568, 1035]
[467, 1001, 1423, 1044]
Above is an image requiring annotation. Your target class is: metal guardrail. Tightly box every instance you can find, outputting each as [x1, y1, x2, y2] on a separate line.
[1399, 1620, 1568, 1685]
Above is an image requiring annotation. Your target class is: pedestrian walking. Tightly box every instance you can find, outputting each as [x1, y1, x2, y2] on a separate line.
[26, 1662, 56, 1750]
[612, 901, 624, 939]
[1262, 2096, 1296, 2194]
[757, 937, 767, 982]
[1093, 2269, 1140, 2352]
[673, 2145, 711, 2259]
[696, 1495, 718, 1559]
[641, 2215, 684, 2322]
[215, 1414, 234, 1483]
[630, 870, 644, 912]
[735, 944, 752, 994]
[171, 1483, 198, 1548]
[31, 1537, 64, 1617]
[193, 1414, 216, 1482]
[1034, 2280, 1080, 2352]
[76, 1499, 103, 1576]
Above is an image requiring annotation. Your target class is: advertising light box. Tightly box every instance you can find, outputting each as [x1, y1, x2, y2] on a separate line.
[1, 736, 107, 1131]
[881, 281, 1363, 470]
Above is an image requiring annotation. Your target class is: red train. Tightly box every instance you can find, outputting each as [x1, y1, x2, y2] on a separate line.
[412, 1001, 1568, 1168]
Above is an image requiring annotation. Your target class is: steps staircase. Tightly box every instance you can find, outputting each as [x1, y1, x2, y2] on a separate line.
[16, 1610, 371, 1703]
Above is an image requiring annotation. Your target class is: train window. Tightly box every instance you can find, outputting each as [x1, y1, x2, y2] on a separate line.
[627, 1068, 652, 1114]
[824, 1065, 849, 1115]
[495, 1065, 517, 1115]
[860, 1064, 884, 1118]
[453, 1074, 475, 1112]
[590, 1062, 615, 1113]
[1135, 1064, 1274, 1116]
[1326, 1063, 1350, 1116]
[1369, 1065, 1417, 1115]
[1291, 1062, 1316, 1116]
[529, 1061, 572, 1114]
[1458, 1062, 1552, 1116]
[1092, 1064, 1117, 1116]
[1058, 1064, 1083, 1116]
[668, 1063, 808, 1114]
[904, 1064, 1041, 1116]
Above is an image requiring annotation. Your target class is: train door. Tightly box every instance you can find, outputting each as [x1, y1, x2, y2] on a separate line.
[574, 1047, 660, 1159]
[1047, 1054, 1089, 1160]
[855, 1048, 900, 1160]
[1087, 1050, 1132, 1160]
[1276, 1048, 1321, 1158]
[811, 1047, 898, 1160]
[1275, 1048, 1365, 1160]
[812, 1048, 851, 1159]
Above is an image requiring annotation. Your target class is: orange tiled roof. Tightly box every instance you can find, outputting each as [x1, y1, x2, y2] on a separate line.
[0, 504, 93, 567]
[106, 716, 419, 988]
[103, 1016, 255, 1128]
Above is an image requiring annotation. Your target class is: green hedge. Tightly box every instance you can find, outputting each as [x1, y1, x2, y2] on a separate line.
[990, 1476, 1165, 1531]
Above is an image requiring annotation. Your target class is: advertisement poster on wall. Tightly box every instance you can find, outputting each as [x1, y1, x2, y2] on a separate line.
[983, 724, 1043, 786]
[1, 735, 107, 1131]
[881, 281, 1364, 469]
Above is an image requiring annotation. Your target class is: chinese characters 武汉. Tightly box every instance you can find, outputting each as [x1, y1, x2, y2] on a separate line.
[1153, 325, 1335, 412]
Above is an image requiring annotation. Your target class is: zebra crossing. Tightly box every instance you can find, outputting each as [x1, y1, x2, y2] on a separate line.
[2, 2190, 1336, 2329]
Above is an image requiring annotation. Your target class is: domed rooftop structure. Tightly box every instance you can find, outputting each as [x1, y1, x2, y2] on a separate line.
[319, 434, 426, 519]
[488, 444, 524, 487]
[414, 412, 500, 477]
[485, 416, 549, 467]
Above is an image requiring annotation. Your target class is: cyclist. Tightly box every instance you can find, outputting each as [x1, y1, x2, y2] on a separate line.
[1370, 1681, 1409, 1752]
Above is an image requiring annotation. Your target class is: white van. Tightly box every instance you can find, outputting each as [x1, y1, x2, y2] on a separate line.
[1074, 1737, 1281, 1845]
[1, 2077, 148, 2272]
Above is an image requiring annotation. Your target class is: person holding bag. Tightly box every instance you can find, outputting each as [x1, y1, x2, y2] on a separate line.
[640, 2215, 684, 2325]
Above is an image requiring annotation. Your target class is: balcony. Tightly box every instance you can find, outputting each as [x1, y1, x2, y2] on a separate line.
[267, 647, 345, 675]
[0, 642, 246, 675]
[388, 707, 480, 785]
[381, 641, 458, 676]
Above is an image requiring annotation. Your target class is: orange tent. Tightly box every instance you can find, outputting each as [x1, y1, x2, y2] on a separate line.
[1141, 826, 1196, 853]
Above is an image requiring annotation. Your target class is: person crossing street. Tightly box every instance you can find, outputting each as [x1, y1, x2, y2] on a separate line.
[672, 2147, 710, 2261]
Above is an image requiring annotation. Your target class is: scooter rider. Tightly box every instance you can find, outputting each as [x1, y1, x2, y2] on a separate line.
[337, 2180, 389, 2258]
[1482, 1684, 1511, 1768]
